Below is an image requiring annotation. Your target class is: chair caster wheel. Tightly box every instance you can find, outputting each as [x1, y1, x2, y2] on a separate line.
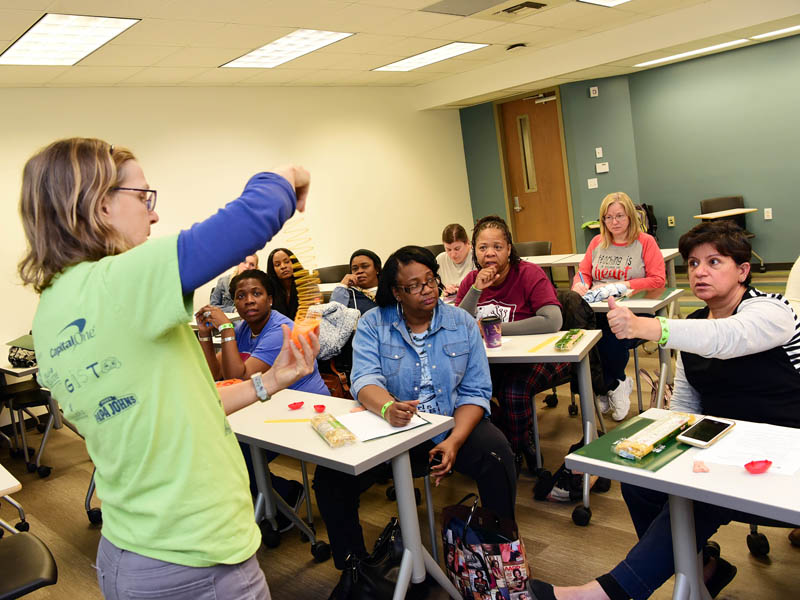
[26, 463, 37, 473]
[568, 404, 579, 417]
[16, 521, 30, 532]
[572, 505, 592, 526]
[37, 465, 52, 478]
[758, 265, 767, 273]
[386, 486, 396, 501]
[300, 523, 316, 542]
[311, 541, 331, 563]
[0, 528, 3, 538]
[544, 394, 558, 408]
[87, 508, 103, 525]
[747, 532, 770, 557]
[260, 521, 281, 548]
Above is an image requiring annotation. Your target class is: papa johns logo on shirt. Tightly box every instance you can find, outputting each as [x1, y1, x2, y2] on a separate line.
[94, 394, 137, 424]
[50, 318, 96, 358]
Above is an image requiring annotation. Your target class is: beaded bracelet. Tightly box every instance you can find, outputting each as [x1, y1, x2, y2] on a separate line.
[380, 399, 395, 420]
[655, 316, 670, 345]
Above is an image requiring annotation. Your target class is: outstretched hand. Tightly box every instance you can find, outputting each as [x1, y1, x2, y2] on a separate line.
[273, 165, 310, 212]
[262, 324, 319, 394]
[606, 296, 638, 339]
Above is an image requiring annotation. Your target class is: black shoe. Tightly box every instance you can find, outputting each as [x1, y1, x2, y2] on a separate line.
[275, 480, 305, 533]
[591, 476, 611, 493]
[521, 440, 541, 475]
[514, 453, 523, 478]
[705, 556, 737, 598]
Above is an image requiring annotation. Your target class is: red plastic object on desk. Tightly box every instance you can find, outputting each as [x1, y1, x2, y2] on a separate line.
[288, 401, 304, 411]
[314, 404, 325, 413]
[744, 460, 772, 474]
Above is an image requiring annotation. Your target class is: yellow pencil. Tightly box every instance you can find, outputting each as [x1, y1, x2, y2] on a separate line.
[528, 335, 561, 353]
[263, 418, 311, 424]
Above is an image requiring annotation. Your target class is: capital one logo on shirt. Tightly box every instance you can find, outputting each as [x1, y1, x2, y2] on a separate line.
[50, 318, 96, 358]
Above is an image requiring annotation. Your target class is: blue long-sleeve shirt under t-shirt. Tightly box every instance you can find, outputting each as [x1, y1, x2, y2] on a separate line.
[176, 173, 296, 294]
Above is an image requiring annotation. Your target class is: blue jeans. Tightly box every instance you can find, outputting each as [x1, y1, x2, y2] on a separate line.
[596, 313, 643, 390]
[95, 536, 269, 600]
[609, 483, 773, 600]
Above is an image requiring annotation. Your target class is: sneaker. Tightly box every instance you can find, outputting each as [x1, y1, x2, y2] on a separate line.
[596, 394, 610, 414]
[609, 376, 633, 421]
[275, 480, 305, 533]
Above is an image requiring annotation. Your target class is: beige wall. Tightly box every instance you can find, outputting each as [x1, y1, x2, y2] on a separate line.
[0, 85, 472, 347]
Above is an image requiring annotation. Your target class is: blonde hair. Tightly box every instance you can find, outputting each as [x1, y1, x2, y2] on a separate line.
[18, 138, 135, 293]
[598, 191, 642, 248]
[231, 254, 260, 277]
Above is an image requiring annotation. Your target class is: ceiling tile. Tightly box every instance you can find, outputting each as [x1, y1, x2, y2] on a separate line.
[0, 9, 41, 40]
[327, 33, 407, 53]
[44, 0, 174, 18]
[376, 36, 445, 55]
[621, 0, 710, 17]
[365, 10, 461, 36]
[517, 2, 613, 28]
[114, 19, 227, 46]
[0, 1, 48, 8]
[180, 67, 264, 84]
[415, 56, 481, 74]
[0, 65, 68, 85]
[117, 66, 208, 84]
[273, 49, 351, 70]
[462, 23, 544, 44]
[46, 65, 142, 85]
[316, 3, 410, 32]
[525, 27, 594, 49]
[418, 16, 504, 41]
[236, 68, 308, 84]
[355, 0, 433, 9]
[325, 52, 404, 70]
[79, 43, 179, 67]
[190, 24, 296, 49]
[156, 46, 248, 68]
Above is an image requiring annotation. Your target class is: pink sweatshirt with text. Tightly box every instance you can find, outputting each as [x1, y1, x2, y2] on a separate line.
[573, 232, 665, 291]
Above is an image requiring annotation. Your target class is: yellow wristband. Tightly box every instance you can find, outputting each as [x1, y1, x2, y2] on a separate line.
[219, 322, 235, 331]
[380, 400, 395, 420]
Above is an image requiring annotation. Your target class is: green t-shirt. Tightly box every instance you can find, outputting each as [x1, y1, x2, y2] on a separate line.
[32, 235, 260, 567]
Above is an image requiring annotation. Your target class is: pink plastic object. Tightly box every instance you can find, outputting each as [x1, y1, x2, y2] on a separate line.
[314, 404, 325, 413]
[288, 401, 304, 411]
[744, 460, 772, 474]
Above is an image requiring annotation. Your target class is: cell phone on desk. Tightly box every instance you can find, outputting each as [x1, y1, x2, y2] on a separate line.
[676, 416, 735, 448]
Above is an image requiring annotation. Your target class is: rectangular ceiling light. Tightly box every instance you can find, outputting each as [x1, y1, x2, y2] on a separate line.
[0, 13, 138, 66]
[751, 24, 800, 40]
[222, 29, 353, 68]
[634, 39, 749, 68]
[577, 0, 633, 6]
[374, 42, 488, 72]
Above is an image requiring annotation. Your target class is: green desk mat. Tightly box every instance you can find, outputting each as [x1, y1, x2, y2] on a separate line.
[619, 287, 677, 302]
[575, 415, 692, 472]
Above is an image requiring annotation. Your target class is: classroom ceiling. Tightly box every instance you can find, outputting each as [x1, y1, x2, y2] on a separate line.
[0, 0, 798, 109]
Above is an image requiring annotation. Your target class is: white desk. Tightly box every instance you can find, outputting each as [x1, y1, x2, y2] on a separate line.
[589, 288, 684, 409]
[694, 208, 757, 220]
[566, 408, 800, 600]
[485, 330, 602, 525]
[0, 362, 38, 379]
[228, 391, 461, 600]
[0, 463, 21, 496]
[318, 282, 338, 294]
[555, 248, 680, 290]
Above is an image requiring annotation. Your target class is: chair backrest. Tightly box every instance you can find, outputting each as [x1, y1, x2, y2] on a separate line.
[0, 531, 58, 599]
[316, 264, 350, 283]
[513, 240, 551, 257]
[700, 196, 748, 230]
[786, 255, 800, 315]
[423, 244, 445, 257]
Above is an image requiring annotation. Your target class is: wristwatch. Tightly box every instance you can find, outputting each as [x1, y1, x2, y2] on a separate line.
[251, 373, 271, 402]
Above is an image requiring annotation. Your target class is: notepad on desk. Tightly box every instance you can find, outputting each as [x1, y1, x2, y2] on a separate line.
[335, 410, 430, 442]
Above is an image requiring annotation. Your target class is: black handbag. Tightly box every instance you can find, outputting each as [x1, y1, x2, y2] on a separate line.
[8, 346, 36, 369]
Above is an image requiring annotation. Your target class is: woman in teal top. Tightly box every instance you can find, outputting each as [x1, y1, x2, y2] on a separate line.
[19, 138, 318, 599]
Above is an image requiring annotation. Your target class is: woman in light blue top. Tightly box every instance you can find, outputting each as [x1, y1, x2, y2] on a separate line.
[313, 245, 516, 576]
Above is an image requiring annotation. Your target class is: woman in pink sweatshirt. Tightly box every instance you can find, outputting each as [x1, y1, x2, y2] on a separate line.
[572, 192, 665, 421]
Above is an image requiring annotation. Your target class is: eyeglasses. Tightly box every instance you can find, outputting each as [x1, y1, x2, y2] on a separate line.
[395, 276, 439, 295]
[111, 187, 157, 212]
[603, 214, 628, 223]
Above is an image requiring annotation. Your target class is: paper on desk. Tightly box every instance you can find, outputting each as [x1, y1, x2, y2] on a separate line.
[334, 410, 429, 442]
[694, 421, 800, 475]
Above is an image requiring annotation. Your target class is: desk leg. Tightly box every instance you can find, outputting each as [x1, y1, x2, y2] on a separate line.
[566, 265, 576, 284]
[666, 259, 678, 319]
[576, 357, 597, 511]
[655, 308, 672, 408]
[391, 452, 461, 600]
[668, 495, 712, 600]
[250, 444, 278, 530]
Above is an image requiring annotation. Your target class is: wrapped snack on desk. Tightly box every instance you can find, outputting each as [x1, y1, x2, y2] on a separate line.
[311, 412, 357, 448]
[555, 329, 584, 351]
[614, 412, 694, 460]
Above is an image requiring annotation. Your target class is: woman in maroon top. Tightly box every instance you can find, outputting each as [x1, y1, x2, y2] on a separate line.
[456, 215, 569, 474]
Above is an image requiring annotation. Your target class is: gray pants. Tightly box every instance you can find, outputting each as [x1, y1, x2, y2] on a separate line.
[96, 536, 270, 600]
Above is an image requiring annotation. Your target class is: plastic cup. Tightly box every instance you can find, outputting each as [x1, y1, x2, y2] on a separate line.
[291, 314, 321, 350]
[479, 317, 503, 348]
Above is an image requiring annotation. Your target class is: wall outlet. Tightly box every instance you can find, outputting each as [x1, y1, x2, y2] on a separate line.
[595, 162, 609, 174]
[589, 86, 599, 98]
[667, 216, 675, 227]
[587, 178, 598, 189]
[595, 147, 603, 158]
[764, 208, 773, 220]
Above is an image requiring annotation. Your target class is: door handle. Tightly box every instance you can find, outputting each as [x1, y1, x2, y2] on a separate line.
[513, 196, 523, 213]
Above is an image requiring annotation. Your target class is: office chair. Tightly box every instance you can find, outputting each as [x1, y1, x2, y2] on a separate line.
[423, 243, 445, 257]
[700, 196, 765, 272]
[0, 530, 58, 599]
[316, 264, 350, 284]
[1, 383, 56, 478]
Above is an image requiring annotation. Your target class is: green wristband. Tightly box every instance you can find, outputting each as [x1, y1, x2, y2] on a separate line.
[218, 322, 234, 331]
[656, 316, 670, 345]
[471, 284, 481, 293]
[380, 400, 395, 420]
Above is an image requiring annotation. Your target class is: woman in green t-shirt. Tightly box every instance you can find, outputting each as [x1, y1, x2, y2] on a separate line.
[18, 137, 318, 599]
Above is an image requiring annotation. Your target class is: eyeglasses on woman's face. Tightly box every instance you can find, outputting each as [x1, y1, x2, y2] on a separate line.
[111, 187, 157, 212]
[395, 276, 438, 295]
[603, 212, 628, 223]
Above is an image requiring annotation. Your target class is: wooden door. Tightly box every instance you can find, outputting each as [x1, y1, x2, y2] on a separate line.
[498, 94, 574, 253]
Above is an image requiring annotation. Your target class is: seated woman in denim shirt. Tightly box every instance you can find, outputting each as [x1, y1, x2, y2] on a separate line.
[313, 245, 517, 580]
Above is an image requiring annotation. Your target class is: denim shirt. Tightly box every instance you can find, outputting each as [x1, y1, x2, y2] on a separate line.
[351, 300, 492, 443]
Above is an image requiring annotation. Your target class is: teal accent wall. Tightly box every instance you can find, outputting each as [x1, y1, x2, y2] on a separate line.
[561, 76, 641, 251]
[459, 103, 507, 222]
[629, 35, 800, 261]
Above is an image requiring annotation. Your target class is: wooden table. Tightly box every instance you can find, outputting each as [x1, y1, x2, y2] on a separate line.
[694, 208, 757, 220]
